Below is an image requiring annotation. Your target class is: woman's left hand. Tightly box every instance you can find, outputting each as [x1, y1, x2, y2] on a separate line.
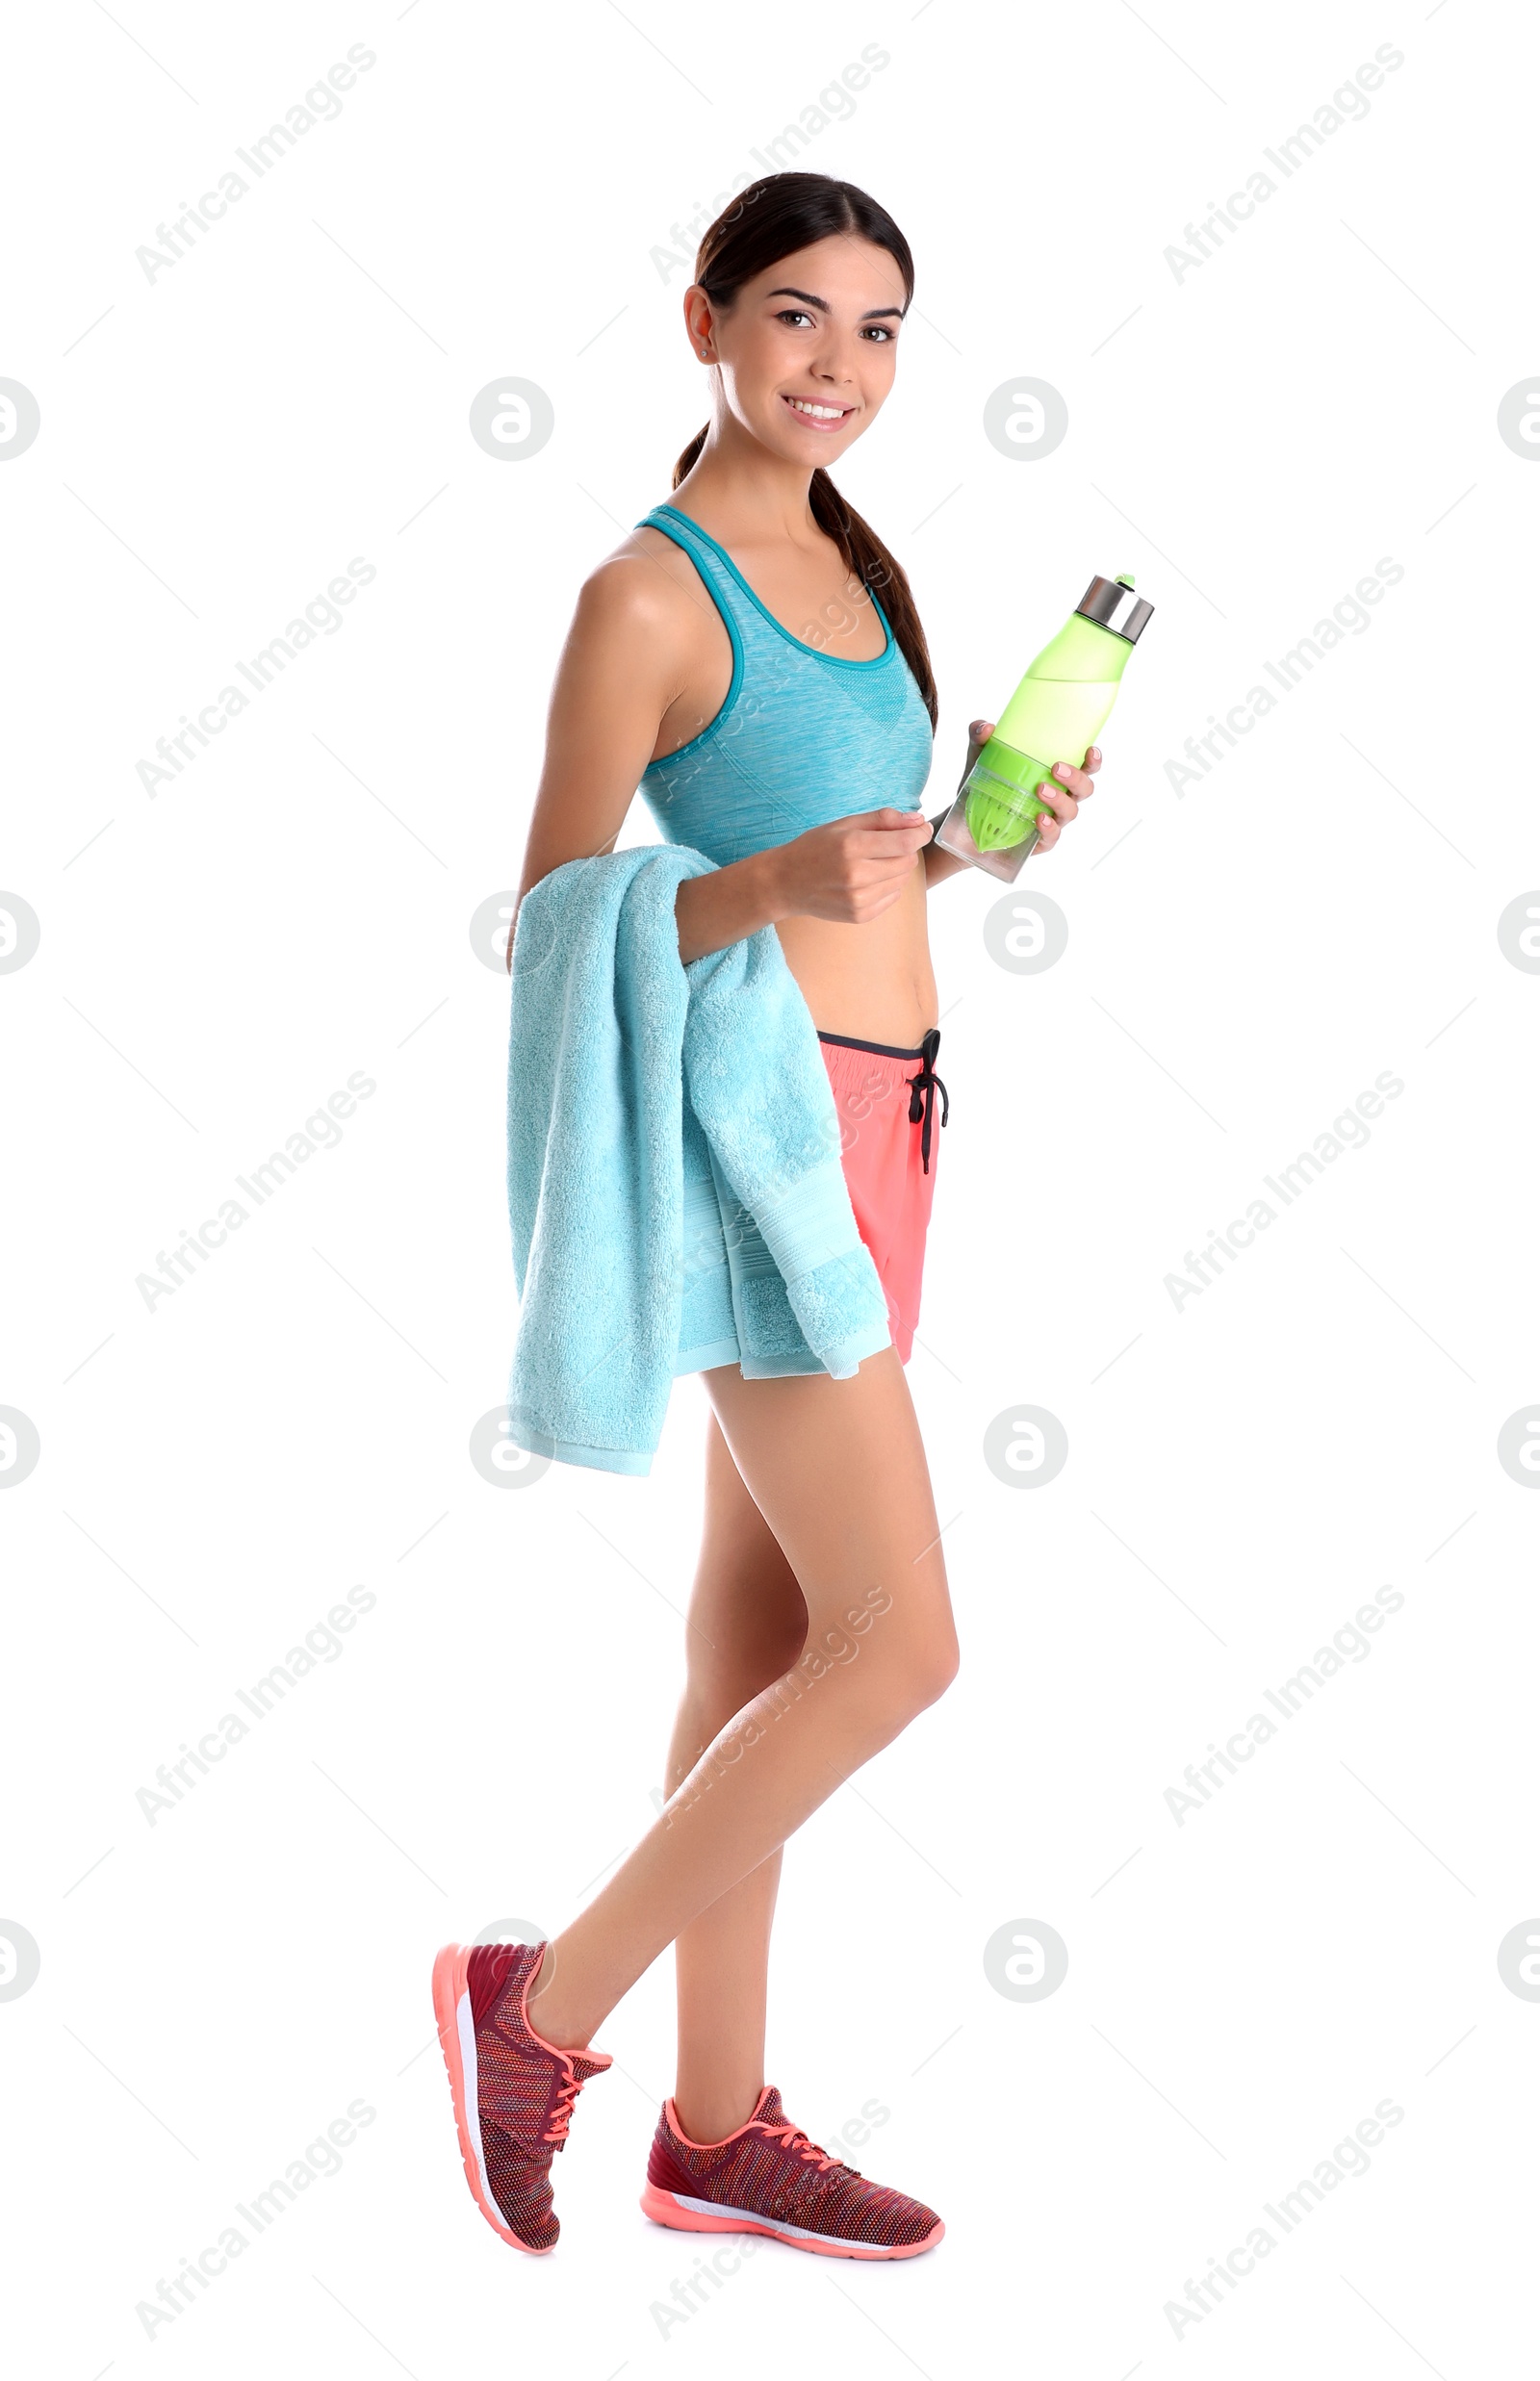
[1033, 744, 1102, 853]
[960, 722, 1103, 853]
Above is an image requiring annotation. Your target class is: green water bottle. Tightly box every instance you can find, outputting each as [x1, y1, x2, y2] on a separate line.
[936, 575, 1155, 883]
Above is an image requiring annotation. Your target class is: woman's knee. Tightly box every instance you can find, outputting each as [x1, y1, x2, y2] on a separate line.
[914, 1620, 961, 1709]
[839, 1611, 960, 1745]
[893, 1620, 960, 1720]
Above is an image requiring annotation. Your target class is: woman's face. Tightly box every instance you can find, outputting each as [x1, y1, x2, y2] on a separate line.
[685, 234, 907, 467]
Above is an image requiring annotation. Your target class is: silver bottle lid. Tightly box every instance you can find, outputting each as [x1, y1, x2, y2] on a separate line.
[1076, 573, 1154, 644]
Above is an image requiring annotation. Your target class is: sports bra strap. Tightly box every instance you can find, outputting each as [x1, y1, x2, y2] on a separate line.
[636, 504, 751, 618]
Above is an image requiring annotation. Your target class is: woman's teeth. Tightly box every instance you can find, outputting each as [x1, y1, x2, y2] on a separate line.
[784, 397, 850, 422]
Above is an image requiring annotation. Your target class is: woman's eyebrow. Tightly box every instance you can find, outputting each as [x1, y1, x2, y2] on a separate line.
[765, 285, 906, 321]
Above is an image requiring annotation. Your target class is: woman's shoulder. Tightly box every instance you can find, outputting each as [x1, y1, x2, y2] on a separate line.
[574, 519, 714, 647]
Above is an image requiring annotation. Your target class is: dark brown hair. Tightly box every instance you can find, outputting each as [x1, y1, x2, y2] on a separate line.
[672, 171, 937, 729]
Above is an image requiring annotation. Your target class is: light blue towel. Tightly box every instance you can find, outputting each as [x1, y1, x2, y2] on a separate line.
[504, 845, 893, 1474]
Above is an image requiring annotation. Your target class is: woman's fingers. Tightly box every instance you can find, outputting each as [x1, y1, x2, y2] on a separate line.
[860, 814, 935, 858]
[858, 807, 935, 832]
[1032, 747, 1106, 853]
[1036, 779, 1079, 828]
[1032, 753, 1097, 831]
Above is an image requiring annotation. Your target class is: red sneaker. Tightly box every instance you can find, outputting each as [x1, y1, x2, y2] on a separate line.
[432, 1939, 610, 2254]
[641, 2086, 944, 2260]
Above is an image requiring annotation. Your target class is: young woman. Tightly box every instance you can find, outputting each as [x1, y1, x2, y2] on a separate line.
[436, 171, 1101, 2262]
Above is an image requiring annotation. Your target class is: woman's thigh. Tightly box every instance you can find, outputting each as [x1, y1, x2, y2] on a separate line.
[702, 1347, 957, 1691]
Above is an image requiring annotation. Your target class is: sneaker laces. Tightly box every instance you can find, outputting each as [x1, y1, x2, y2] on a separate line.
[744, 2112, 911, 2222]
[760, 2117, 911, 2213]
[759, 2118, 844, 2175]
[543, 2060, 585, 2145]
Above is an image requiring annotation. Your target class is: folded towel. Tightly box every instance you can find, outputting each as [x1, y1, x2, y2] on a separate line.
[504, 846, 892, 1474]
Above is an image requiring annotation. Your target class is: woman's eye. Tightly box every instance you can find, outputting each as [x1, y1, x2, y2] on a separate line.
[770, 311, 897, 339]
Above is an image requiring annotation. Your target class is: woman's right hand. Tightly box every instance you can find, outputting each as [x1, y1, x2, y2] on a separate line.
[764, 806, 935, 926]
[675, 806, 933, 962]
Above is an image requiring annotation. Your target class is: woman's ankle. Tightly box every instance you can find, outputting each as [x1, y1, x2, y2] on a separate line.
[525, 1941, 594, 2053]
[671, 2080, 764, 2146]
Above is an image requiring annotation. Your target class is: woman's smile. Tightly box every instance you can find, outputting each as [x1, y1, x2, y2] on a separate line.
[780, 392, 857, 429]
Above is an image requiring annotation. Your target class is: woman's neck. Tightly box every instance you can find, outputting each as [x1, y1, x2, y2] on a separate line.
[670, 410, 821, 549]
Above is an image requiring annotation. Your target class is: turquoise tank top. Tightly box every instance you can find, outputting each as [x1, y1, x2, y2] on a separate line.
[633, 502, 935, 868]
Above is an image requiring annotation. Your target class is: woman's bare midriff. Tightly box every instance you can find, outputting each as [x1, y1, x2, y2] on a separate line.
[774, 867, 937, 1047]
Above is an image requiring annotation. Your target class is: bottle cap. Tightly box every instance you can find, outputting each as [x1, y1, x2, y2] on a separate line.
[1076, 574, 1154, 644]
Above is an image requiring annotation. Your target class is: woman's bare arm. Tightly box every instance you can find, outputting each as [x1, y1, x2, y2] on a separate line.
[510, 556, 678, 954]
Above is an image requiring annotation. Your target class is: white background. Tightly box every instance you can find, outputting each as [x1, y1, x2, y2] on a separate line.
[4, 1, 1537, 2373]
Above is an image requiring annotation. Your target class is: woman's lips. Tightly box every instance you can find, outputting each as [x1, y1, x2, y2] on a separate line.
[780, 393, 856, 432]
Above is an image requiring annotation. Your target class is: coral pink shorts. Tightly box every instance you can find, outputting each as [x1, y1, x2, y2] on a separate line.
[817, 1028, 949, 1366]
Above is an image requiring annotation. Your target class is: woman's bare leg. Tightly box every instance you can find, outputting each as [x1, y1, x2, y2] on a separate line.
[527, 1346, 957, 2051]
[664, 1413, 808, 2143]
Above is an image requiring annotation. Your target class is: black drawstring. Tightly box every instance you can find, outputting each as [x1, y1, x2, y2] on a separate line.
[906, 1028, 949, 1175]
